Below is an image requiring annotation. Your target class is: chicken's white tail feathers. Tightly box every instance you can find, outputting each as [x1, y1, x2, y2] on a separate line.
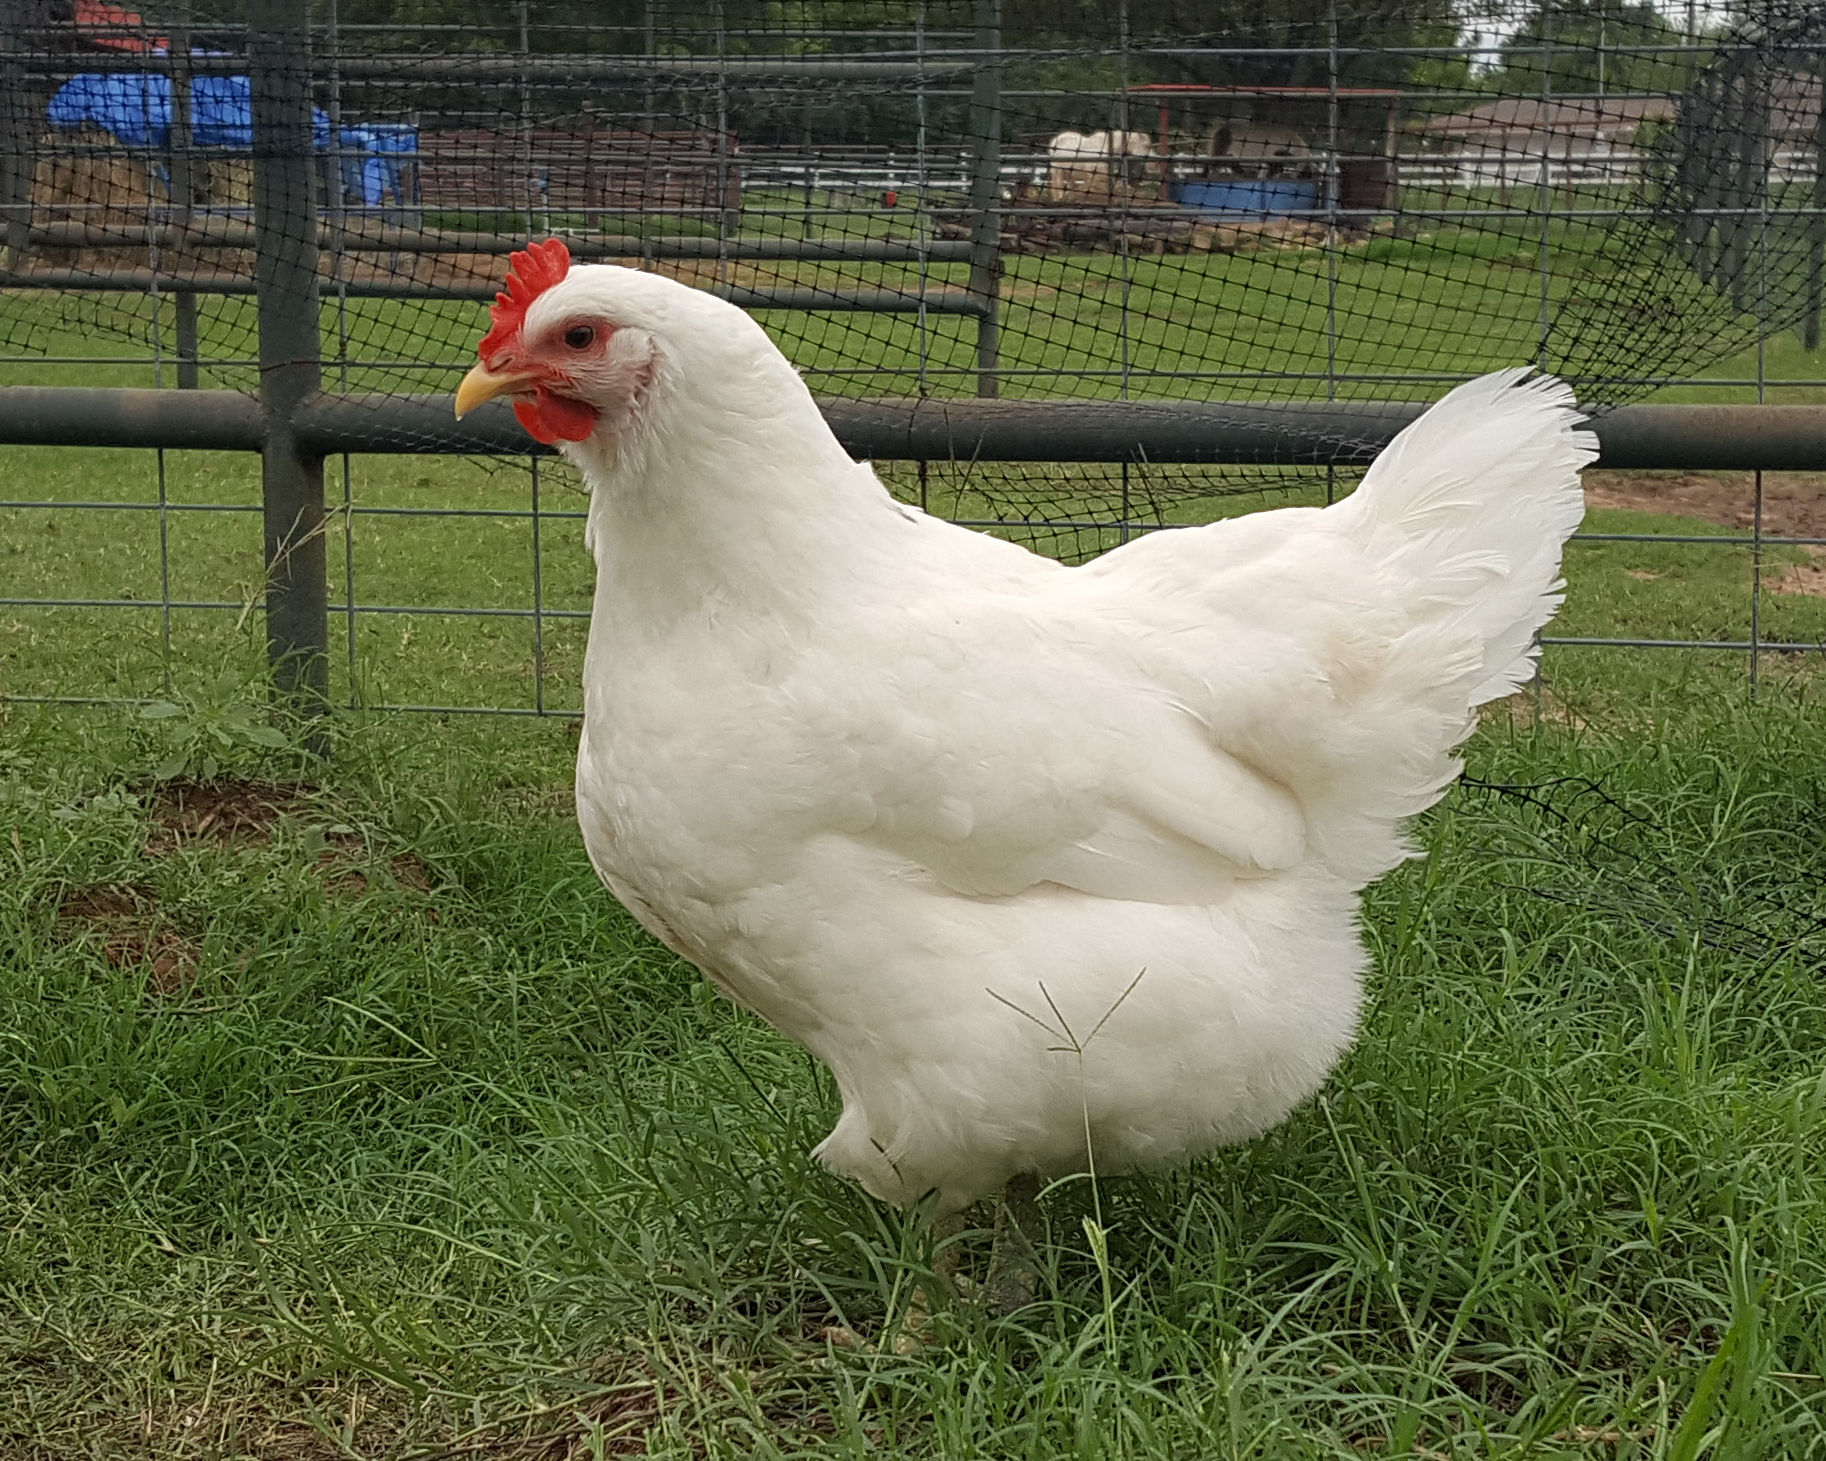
[1339, 368, 1597, 705]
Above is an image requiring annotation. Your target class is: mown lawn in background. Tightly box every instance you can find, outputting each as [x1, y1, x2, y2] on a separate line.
[5, 210, 1796, 405]
[7, 224, 1826, 715]
[7, 443, 1826, 714]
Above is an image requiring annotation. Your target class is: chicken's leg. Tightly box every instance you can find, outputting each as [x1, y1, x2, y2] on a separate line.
[827, 1207, 968, 1354]
[984, 1171, 1044, 1315]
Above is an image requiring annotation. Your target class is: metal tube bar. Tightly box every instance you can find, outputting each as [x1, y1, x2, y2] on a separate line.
[0, 596, 249, 610]
[25, 41, 1781, 75]
[26, 223, 976, 260]
[9, 496, 1825, 550]
[7, 390, 1826, 471]
[0, 388, 263, 446]
[819, 400, 1826, 470]
[18, 53, 980, 80]
[250, 0, 329, 722]
[330, 54, 981, 80]
[967, 0, 1002, 398]
[167, 29, 201, 391]
[33, 200, 1808, 233]
[5, 596, 1816, 655]
[0, 50, 33, 273]
[1, 273, 987, 313]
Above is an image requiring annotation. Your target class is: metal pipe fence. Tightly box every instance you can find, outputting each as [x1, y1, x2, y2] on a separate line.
[4, 0, 1826, 720]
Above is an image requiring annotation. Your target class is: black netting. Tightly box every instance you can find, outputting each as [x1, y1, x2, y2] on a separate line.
[2, 0, 1822, 556]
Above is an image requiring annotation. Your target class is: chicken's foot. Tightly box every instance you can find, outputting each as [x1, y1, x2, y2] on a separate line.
[984, 1170, 1044, 1315]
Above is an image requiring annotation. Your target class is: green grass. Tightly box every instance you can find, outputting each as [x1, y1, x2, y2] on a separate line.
[3, 489, 1825, 1457]
[3, 663, 1825, 1457]
[14, 211, 1812, 404]
[9, 438, 1826, 714]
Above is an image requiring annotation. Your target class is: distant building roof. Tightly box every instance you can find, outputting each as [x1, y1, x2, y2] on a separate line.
[1420, 96, 1674, 144]
[0, 0, 169, 52]
[74, 0, 167, 51]
[1757, 70, 1821, 140]
[1425, 74, 1824, 147]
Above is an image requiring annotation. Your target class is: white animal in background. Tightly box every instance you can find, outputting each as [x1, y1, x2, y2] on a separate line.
[455, 239, 1595, 1303]
[1047, 127, 1157, 199]
[1045, 128, 1095, 195]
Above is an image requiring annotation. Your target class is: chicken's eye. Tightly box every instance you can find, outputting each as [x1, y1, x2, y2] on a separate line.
[563, 324, 596, 350]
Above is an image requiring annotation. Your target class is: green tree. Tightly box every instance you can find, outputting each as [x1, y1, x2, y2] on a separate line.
[1494, 0, 1692, 96]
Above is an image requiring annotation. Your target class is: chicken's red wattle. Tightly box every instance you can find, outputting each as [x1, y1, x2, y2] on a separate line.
[513, 390, 598, 444]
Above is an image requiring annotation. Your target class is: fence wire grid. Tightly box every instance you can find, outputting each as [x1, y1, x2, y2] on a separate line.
[3, 0, 1826, 715]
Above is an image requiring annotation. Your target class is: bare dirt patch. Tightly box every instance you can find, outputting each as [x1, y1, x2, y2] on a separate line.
[1768, 562, 1826, 598]
[49, 780, 437, 985]
[1583, 469, 1826, 540]
[55, 882, 201, 995]
[142, 777, 316, 856]
[317, 850, 436, 900]
[141, 778, 434, 895]
[1586, 470, 1826, 602]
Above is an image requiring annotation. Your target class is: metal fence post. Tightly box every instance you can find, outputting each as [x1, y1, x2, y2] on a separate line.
[968, 0, 1001, 398]
[169, 28, 200, 390]
[249, 0, 328, 725]
[1, 46, 34, 276]
[1805, 83, 1826, 351]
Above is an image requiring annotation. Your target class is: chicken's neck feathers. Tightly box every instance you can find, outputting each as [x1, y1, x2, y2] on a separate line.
[571, 354, 899, 633]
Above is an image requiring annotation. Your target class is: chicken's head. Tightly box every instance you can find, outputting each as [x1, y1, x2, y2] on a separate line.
[453, 238, 664, 447]
[456, 238, 828, 482]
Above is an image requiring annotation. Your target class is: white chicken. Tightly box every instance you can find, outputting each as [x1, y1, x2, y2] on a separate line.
[456, 240, 1594, 1283]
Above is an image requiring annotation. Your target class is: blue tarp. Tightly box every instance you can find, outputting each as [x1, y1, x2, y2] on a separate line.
[335, 122, 420, 207]
[46, 72, 331, 150]
[1170, 179, 1322, 219]
[46, 71, 417, 206]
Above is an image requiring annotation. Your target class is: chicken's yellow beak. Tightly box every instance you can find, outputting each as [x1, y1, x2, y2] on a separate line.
[454, 363, 541, 419]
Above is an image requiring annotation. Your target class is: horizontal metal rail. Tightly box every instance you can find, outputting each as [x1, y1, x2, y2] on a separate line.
[1543, 636, 1826, 652]
[0, 390, 265, 449]
[7, 495, 1821, 552]
[17, 51, 980, 80]
[25, 222, 975, 262]
[14, 40, 1796, 78]
[9, 598, 1807, 651]
[9, 357, 1821, 394]
[5, 388, 1826, 470]
[0, 691, 584, 717]
[0, 274, 985, 313]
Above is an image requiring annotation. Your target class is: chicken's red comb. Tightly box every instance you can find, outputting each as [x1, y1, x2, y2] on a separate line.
[477, 237, 572, 361]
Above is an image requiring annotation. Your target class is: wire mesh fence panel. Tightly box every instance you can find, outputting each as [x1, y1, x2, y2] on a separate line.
[2, 0, 1825, 712]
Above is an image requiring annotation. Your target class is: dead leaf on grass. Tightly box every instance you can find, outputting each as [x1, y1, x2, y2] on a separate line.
[1551, 1426, 1658, 1446]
